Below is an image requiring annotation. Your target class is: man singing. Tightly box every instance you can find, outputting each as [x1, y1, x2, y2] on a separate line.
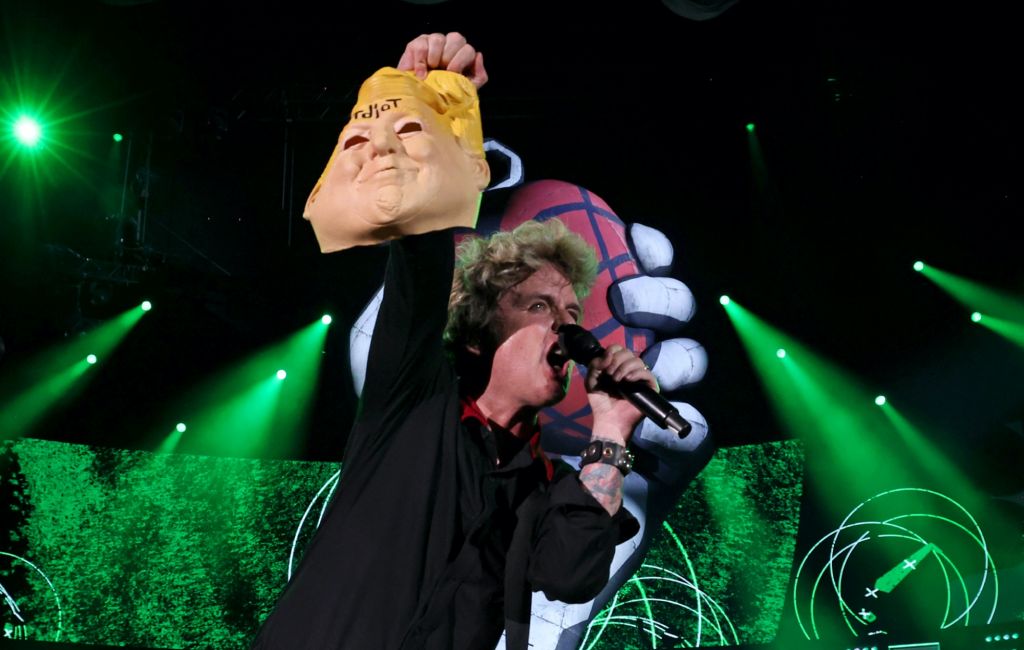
[252, 33, 653, 650]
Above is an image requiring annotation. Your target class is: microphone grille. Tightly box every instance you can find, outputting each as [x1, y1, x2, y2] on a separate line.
[557, 324, 604, 364]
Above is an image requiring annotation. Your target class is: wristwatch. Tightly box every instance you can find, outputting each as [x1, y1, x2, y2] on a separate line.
[579, 439, 634, 476]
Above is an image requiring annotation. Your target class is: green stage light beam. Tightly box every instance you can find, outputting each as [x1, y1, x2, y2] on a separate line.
[71, 305, 147, 363]
[919, 264, 1024, 323]
[778, 352, 905, 491]
[268, 319, 331, 449]
[0, 306, 147, 438]
[155, 317, 330, 458]
[0, 359, 91, 439]
[112, 133, 123, 142]
[184, 376, 285, 458]
[877, 401, 982, 506]
[727, 303, 984, 521]
[975, 314, 1024, 349]
[157, 424, 187, 454]
[721, 299, 920, 506]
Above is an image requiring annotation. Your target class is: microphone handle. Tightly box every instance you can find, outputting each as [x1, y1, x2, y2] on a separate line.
[558, 324, 692, 438]
[621, 382, 692, 437]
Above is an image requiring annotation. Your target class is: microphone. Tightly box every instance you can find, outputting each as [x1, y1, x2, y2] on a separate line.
[557, 324, 692, 438]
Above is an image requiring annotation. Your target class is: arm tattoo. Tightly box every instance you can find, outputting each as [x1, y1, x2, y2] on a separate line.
[579, 463, 623, 516]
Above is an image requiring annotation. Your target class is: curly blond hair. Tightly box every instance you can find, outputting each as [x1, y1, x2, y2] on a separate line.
[445, 219, 598, 352]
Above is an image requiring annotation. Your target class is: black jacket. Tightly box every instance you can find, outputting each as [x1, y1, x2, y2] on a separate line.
[252, 229, 637, 650]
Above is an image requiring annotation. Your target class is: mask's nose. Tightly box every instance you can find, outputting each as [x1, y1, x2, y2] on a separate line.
[369, 126, 400, 156]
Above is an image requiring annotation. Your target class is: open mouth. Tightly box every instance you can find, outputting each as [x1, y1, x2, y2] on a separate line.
[546, 341, 571, 377]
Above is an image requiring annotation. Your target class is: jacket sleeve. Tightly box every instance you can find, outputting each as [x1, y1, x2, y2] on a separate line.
[525, 464, 640, 603]
[345, 228, 457, 460]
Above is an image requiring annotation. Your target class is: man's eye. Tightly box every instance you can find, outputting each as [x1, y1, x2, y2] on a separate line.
[396, 121, 422, 136]
[342, 135, 368, 150]
[529, 302, 547, 312]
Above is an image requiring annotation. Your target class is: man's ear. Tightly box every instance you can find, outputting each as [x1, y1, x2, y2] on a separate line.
[471, 155, 491, 192]
[303, 180, 321, 220]
[305, 142, 343, 220]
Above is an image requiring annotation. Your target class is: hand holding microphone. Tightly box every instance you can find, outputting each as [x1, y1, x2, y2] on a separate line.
[558, 324, 692, 438]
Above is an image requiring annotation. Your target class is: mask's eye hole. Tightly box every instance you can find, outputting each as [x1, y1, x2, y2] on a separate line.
[397, 121, 422, 136]
[343, 135, 368, 150]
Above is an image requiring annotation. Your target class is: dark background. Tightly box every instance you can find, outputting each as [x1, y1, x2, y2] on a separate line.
[1, 0, 1021, 468]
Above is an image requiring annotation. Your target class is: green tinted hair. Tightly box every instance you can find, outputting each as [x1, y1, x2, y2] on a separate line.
[445, 219, 598, 350]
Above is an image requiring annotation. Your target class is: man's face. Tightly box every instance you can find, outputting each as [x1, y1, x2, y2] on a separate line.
[304, 95, 489, 252]
[484, 263, 581, 409]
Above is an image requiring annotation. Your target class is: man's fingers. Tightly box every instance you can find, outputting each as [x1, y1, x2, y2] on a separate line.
[396, 33, 445, 78]
[442, 32, 469, 67]
[446, 44, 477, 75]
[607, 354, 642, 383]
[469, 52, 488, 88]
[397, 33, 486, 88]
[588, 345, 657, 391]
[397, 35, 428, 76]
[425, 32, 446, 69]
[397, 47, 414, 72]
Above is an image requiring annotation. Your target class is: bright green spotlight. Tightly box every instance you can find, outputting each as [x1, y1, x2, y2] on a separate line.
[141, 300, 153, 311]
[971, 312, 982, 323]
[276, 369, 287, 380]
[875, 395, 887, 406]
[176, 422, 187, 433]
[913, 261, 925, 272]
[720, 295, 731, 306]
[86, 354, 98, 365]
[13, 116, 42, 147]
[113, 133, 123, 142]
[321, 314, 333, 325]
[776, 348, 786, 359]
[745, 123, 756, 133]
